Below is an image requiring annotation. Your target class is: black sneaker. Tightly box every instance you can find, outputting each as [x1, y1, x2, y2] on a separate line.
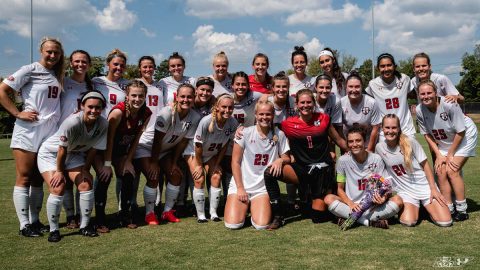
[19, 224, 41, 237]
[211, 216, 222, 222]
[79, 226, 99, 237]
[31, 220, 50, 233]
[48, 230, 61, 242]
[454, 212, 469, 222]
[370, 219, 389, 229]
[197, 218, 208, 223]
[267, 216, 285, 230]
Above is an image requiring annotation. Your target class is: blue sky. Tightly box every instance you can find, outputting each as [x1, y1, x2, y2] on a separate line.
[1, 0, 479, 84]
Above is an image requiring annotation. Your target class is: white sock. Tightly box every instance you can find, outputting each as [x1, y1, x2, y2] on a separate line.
[369, 201, 400, 221]
[327, 200, 350, 219]
[163, 183, 179, 213]
[29, 186, 43, 223]
[455, 199, 468, 213]
[155, 185, 162, 206]
[116, 176, 122, 211]
[13, 186, 30, 229]
[79, 190, 94, 229]
[193, 187, 206, 220]
[63, 189, 75, 217]
[143, 186, 157, 215]
[209, 186, 222, 219]
[46, 194, 63, 232]
[447, 203, 455, 214]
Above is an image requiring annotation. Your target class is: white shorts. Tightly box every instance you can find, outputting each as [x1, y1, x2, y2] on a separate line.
[134, 144, 169, 160]
[228, 179, 267, 200]
[440, 117, 478, 157]
[398, 191, 431, 208]
[37, 150, 85, 174]
[10, 117, 57, 152]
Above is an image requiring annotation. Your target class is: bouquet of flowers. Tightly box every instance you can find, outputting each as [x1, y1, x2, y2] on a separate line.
[340, 173, 392, 231]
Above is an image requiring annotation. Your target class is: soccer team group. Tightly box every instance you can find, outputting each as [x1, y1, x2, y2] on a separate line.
[0, 37, 477, 243]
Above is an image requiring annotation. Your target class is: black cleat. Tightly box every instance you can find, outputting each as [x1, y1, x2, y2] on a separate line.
[267, 216, 285, 230]
[79, 226, 99, 237]
[31, 221, 50, 233]
[197, 218, 208, 223]
[453, 212, 469, 222]
[19, 224, 41, 237]
[211, 217, 222, 222]
[370, 219, 389, 229]
[47, 230, 61, 242]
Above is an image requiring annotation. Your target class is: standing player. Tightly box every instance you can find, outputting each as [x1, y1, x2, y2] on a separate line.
[37, 91, 108, 242]
[95, 81, 151, 231]
[365, 53, 416, 140]
[0, 37, 64, 237]
[160, 52, 196, 106]
[137, 84, 201, 224]
[249, 53, 272, 94]
[317, 48, 348, 97]
[376, 114, 452, 227]
[264, 89, 348, 229]
[209, 52, 232, 97]
[416, 81, 477, 221]
[288, 46, 314, 97]
[325, 127, 403, 229]
[340, 71, 381, 151]
[185, 94, 238, 222]
[224, 101, 290, 230]
[411, 52, 464, 104]
[232, 71, 262, 127]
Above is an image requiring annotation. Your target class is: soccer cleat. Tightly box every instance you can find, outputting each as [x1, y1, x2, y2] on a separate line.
[267, 216, 285, 230]
[66, 215, 79, 229]
[370, 219, 389, 229]
[96, 225, 110, 233]
[145, 212, 159, 225]
[453, 212, 469, 222]
[79, 226, 99, 237]
[31, 220, 50, 233]
[161, 210, 180, 223]
[19, 224, 41, 237]
[47, 230, 61, 242]
[211, 216, 222, 222]
[197, 218, 208, 223]
[336, 217, 346, 227]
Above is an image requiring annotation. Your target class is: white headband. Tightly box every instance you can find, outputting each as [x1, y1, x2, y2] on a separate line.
[318, 50, 334, 59]
[81, 91, 106, 104]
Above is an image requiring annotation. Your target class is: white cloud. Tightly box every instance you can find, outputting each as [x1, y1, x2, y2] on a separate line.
[95, 0, 137, 31]
[303, 38, 324, 58]
[185, 0, 330, 19]
[192, 25, 259, 62]
[152, 53, 165, 64]
[441, 65, 462, 75]
[174, 35, 184, 41]
[286, 31, 308, 43]
[4, 48, 17, 56]
[286, 3, 363, 25]
[363, 0, 480, 56]
[140, 27, 156, 38]
[260, 28, 280, 42]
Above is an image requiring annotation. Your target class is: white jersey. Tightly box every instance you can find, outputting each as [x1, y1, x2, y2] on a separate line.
[416, 97, 475, 156]
[159, 76, 196, 106]
[365, 74, 415, 136]
[411, 73, 459, 99]
[288, 74, 315, 96]
[92, 76, 129, 117]
[151, 106, 201, 155]
[314, 72, 348, 97]
[140, 79, 166, 133]
[375, 139, 430, 199]
[191, 114, 239, 162]
[209, 74, 233, 97]
[60, 77, 88, 123]
[232, 126, 290, 192]
[267, 95, 296, 126]
[193, 102, 213, 118]
[315, 94, 342, 124]
[337, 152, 386, 204]
[41, 111, 108, 153]
[341, 94, 381, 144]
[3, 62, 61, 126]
[233, 91, 262, 127]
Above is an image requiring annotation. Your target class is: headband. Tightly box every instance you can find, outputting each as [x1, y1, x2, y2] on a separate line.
[82, 91, 106, 104]
[318, 50, 334, 59]
[196, 77, 215, 88]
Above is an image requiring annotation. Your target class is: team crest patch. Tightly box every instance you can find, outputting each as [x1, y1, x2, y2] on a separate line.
[156, 120, 165, 128]
[314, 120, 321, 126]
[361, 107, 370, 115]
[440, 112, 448, 121]
[396, 81, 403, 89]
[60, 136, 68, 142]
[245, 98, 254, 106]
[7, 75, 14, 81]
[224, 128, 232, 136]
[368, 163, 377, 171]
[268, 138, 276, 146]
[183, 121, 192, 131]
[195, 135, 202, 141]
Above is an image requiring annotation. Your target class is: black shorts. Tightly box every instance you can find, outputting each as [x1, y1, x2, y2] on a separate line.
[291, 162, 335, 199]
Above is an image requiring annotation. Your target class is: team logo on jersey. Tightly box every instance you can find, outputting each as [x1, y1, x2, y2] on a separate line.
[287, 108, 296, 116]
[225, 81, 232, 89]
[440, 112, 448, 121]
[304, 82, 312, 88]
[7, 75, 14, 81]
[396, 81, 403, 89]
[314, 120, 321, 126]
[156, 120, 165, 128]
[183, 121, 192, 131]
[245, 98, 254, 106]
[361, 107, 370, 115]
[268, 138, 276, 146]
[368, 163, 378, 171]
[195, 135, 202, 141]
[60, 136, 68, 142]
[224, 128, 233, 136]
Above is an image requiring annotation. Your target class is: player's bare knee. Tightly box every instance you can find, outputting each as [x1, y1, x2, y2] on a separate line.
[400, 219, 417, 227]
[390, 195, 403, 208]
[323, 194, 336, 205]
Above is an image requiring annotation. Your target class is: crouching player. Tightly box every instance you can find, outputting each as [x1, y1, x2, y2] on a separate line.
[37, 91, 108, 242]
[324, 127, 403, 229]
[224, 100, 290, 230]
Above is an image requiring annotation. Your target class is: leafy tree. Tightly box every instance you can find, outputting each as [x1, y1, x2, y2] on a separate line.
[123, 64, 140, 80]
[340, 53, 357, 73]
[64, 56, 105, 78]
[306, 56, 321, 77]
[457, 44, 480, 101]
[357, 59, 376, 85]
[155, 59, 170, 81]
[397, 57, 414, 78]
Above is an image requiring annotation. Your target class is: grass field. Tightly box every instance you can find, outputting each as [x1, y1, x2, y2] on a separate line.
[0, 131, 479, 270]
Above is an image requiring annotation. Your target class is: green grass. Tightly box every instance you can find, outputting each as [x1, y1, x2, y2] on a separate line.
[0, 132, 479, 270]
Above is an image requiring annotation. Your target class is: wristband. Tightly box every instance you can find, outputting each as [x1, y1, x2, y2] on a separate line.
[104, 161, 112, 167]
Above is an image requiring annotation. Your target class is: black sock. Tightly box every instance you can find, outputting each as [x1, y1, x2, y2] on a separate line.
[95, 180, 110, 224]
[264, 168, 282, 217]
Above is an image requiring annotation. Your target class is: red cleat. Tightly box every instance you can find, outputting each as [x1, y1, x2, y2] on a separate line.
[161, 210, 180, 223]
[145, 212, 159, 225]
